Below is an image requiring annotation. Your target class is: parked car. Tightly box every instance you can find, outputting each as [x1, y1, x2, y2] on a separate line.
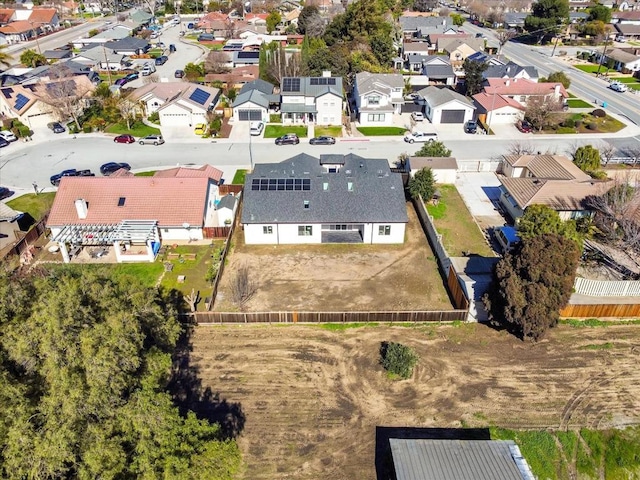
[495, 226, 521, 253]
[0, 130, 17, 142]
[139, 134, 165, 145]
[0, 186, 14, 200]
[194, 123, 208, 135]
[100, 162, 131, 176]
[0, 137, 9, 148]
[169, 44, 176, 53]
[250, 121, 265, 136]
[47, 122, 65, 133]
[141, 62, 156, 76]
[115, 72, 139, 86]
[198, 33, 215, 42]
[174, 69, 185, 78]
[155, 56, 169, 66]
[187, 22, 195, 29]
[516, 120, 533, 133]
[403, 131, 438, 143]
[114, 134, 135, 144]
[610, 81, 628, 92]
[275, 134, 300, 145]
[309, 136, 336, 145]
[50, 169, 94, 186]
[464, 120, 478, 134]
[411, 112, 424, 122]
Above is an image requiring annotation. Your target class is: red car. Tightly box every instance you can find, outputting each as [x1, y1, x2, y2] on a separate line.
[114, 134, 135, 144]
[517, 120, 533, 133]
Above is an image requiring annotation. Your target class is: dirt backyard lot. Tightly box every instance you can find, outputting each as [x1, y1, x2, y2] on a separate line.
[189, 323, 640, 479]
[214, 204, 452, 312]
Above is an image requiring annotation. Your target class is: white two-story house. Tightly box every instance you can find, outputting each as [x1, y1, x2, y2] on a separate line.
[280, 73, 343, 125]
[353, 72, 404, 126]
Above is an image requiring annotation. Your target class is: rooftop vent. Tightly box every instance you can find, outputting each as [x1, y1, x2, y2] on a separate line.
[117, 197, 126, 207]
[75, 198, 88, 219]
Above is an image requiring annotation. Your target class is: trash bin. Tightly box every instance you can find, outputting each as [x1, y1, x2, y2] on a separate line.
[602, 102, 607, 108]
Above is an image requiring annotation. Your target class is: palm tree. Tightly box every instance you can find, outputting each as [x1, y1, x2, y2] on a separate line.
[0, 44, 13, 69]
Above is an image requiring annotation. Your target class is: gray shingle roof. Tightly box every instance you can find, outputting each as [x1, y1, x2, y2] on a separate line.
[104, 36, 149, 52]
[240, 78, 274, 95]
[400, 15, 452, 32]
[424, 64, 455, 78]
[355, 71, 404, 95]
[232, 88, 269, 109]
[241, 154, 408, 224]
[217, 194, 237, 210]
[390, 439, 531, 480]
[417, 86, 474, 108]
[484, 62, 538, 79]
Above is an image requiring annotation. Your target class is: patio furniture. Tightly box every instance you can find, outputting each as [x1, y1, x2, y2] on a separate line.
[164, 262, 174, 272]
[167, 253, 180, 260]
[177, 275, 186, 283]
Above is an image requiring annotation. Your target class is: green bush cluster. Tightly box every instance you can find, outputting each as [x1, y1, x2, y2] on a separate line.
[380, 341, 419, 379]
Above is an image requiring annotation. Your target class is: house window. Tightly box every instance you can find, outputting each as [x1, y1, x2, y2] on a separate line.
[367, 113, 384, 122]
[298, 225, 313, 236]
[304, 200, 310, 209]
[379, 225, 391, 236]
[519, 96, 526, 102]
[368, 95, 381, 105]
[263, 226, 273, 234]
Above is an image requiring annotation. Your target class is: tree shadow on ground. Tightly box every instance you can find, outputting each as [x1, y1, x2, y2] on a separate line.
[375, 426, 491, 480]
[168, 307, 246, 439]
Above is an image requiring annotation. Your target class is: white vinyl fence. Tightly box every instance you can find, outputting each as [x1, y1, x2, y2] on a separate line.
[574, 276, 640, 297]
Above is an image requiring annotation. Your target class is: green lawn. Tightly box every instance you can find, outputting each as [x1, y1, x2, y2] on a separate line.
[105, 122, 161, 137]
[356, 127, 406, 136]
[99, 73, 125, 82]
[263, 125, 308, 138]
[546, 113, 626, 134]
[566, 98, 593, 108]
[112, 263, 165, 288]
[425, 185, 494, 257]
[314, 125, 342, 137]
[7, 192, 56, 221]
[574, 64, 615, 74]
[611, 77, 638, 83]
[232, 169, 247, 184]
[134, 171, 157, 177]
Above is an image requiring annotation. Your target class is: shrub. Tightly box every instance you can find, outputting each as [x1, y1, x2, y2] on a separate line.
[82, 124, 92, 133]
[148, 111, 160, 123]
[589, 170, 608, 179]
[563, 118, 575, 128]
[575, 120, 583, 128]
[587, 122, 597, 130]
[269, 113, 281, 123]
[380, 341, 419, 379]
[592, 108, 606, 118]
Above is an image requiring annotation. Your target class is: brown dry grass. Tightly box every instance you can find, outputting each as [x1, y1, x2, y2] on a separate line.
[214, 204, 452, 312]
[189, 322, 640, 479]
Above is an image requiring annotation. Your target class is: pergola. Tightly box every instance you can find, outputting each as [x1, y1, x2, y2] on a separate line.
[52, 220, 159, 263]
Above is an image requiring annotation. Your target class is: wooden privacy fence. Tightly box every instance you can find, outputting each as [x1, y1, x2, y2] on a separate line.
[207, 214, 238, 310]
[560, 303, 640, 318]
[412, 197, 452, 276]
[194, 310, 469, 324]
[219, 184, 243, 195]
[1, 214, 49, 259]
[573, 276, 640, 297]
[203, 226, 230, 238]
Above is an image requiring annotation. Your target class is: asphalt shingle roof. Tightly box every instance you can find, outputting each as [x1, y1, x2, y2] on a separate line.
[416, 86, 474, 108]
[424, 64, 455, 78]
[239, 78, 274, 95]
[241, 154, 408, 224]
[233, 88, 269, 109]
[400, 15, 452, 32]
[280, 76, 343, 98]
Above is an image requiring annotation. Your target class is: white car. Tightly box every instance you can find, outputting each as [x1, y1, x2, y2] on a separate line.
[411, 112, 425, 122]
[610, 81, 628, 92]
[404, 131, 438, 143]
[250, 121, 265, 136]
[0, 130, 17, 142]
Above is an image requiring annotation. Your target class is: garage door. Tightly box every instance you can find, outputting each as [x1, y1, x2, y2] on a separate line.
[238, 109, 262, 121]
[440, 110, 466, 123]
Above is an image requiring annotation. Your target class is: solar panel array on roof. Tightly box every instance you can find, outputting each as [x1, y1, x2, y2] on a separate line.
[282, 78, 301, 92]
[309, 77, 337, 86]
[14, 94, 29, 111]
[189, 87, 210, 105]
[251, 178, 310, 191]
[237, 51, 259, 59]
[1, 88, 13, 99]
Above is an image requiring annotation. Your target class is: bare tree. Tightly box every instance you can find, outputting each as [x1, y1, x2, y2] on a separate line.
[142, 73, 159, 85]
[185, 288, 200, 312]
[496, 29, 515, 54]
[230, 264, 257, 309]
[42, 66, 94, 130]
[304, 13, 326, 38]
[266, 46, 302, 84]
[224, 18, 237, 39]
[205, 50, 231, 74]
[506, 140, 535, 156]
[524, 95, 563, 131]
[599, 141, 617, 166]
[117, 95, 139, 130]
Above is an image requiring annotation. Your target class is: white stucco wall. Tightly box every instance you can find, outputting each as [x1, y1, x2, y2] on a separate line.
[160, 226, 204, 241]
[358, 110, 392, 126]
[486, 106, 524, 125]
[244, 222, 406, 244]
[366, 223, 406, 244]
[233, 100, 268, 122]
[315, 92, 342, 125]
[427, 100, 474, 124]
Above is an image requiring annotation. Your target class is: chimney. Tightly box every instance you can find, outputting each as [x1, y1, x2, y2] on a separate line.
[505, 79, 510, 87]
[75, 199, 88, 219]
[554, 84, 561, 96]
[322, 70, 331, 77]
[442, 19, 446, 26]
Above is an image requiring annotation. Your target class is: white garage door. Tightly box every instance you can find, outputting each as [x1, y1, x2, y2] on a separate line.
[238, 109, 263, 121]
[160, 113, 189, 127]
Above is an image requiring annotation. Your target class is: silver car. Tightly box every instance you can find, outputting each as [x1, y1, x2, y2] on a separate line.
[139, 134, 165, 146]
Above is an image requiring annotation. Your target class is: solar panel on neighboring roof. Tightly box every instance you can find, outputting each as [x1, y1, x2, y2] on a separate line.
[252, 177, 310, 191]
[328, 78, 336, 85]
[14, 93, 29, 111]
[189, 87, 210, 105]
[237, 51, 259, 59]
[282, 78, 301, 92]
[1, 88, 12, 99]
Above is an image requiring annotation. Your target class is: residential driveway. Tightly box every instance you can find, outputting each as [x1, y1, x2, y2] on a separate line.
[228, 120, 251, 142]
[162, 126, 199, 142]
[455, 171, 506, 229]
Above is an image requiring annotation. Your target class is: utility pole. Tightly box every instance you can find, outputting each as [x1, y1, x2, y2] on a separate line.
[102, 44, 112, 85]
[550, 35, 560, 57]
[596, 33, 611, 76]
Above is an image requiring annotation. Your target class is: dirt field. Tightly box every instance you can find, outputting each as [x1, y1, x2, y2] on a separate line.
[189, 323, 640, 479]
[214, 205, 452, 311]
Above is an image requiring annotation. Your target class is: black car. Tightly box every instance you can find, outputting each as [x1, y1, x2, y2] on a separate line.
[100, 162, 131, 176]
[0, 186, 14, 200]
[47, 122, 65, 133]
[155, 56, 169, 65]
[0, 137, 9, 148]
[275, 134, 300, 145]
[464, 120, 478, 134]
[50, 169, 95, 186]
[174, 69, 185, 78]
[309, 136, 336, 145]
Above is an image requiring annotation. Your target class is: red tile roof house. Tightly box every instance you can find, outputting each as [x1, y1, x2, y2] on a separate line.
[482, 77, 568, 108]
[47, 165, 225, 263]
